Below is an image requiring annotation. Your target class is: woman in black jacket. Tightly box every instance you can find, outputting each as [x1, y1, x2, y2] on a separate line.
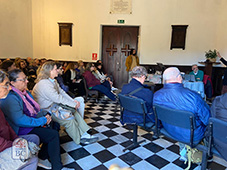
[63, 62, 85, 96]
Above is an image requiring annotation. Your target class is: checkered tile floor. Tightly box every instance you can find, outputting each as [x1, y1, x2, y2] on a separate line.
[38, 99, 227, 170]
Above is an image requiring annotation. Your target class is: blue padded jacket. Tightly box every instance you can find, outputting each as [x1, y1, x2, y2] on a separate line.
[154, 83, 210, 143]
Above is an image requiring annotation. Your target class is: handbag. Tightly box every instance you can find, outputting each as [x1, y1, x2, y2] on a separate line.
[0, 138, 31, 170]
[50, 104, 75, 120]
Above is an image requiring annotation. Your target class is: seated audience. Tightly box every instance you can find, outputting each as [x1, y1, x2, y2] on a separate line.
[78, 60, 85, 75]
[94, 63, 117, 91]
[63, 62, 85, 96]
[28, 59, 39, 74]
[26, 57, 32, 67]
[154, 67, 210, 160]
[96, 60, 102, 64]
[211, 92, 227, 161]
[189, 64, 204, 81]
[62, 62, 68, 71]
[0, 70, 39, 170]
[120, 66, 154, 124]
[93, 63, 107, 81]
[0, 60, 16, 72]
[83, 63, 116, 101]
[217, 51, 227, 94]
[56, 62, 70, 93]
[18, 59, 29, 76]
[0, 69, 73, 170]
[32, 61, 98, 145]
[74, 62, 80, 74]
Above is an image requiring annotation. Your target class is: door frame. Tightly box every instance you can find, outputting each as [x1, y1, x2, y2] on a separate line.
[99, 24, 141, 62]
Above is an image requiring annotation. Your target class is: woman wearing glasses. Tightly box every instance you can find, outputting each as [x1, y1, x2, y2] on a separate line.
[0, 69, 74, 170]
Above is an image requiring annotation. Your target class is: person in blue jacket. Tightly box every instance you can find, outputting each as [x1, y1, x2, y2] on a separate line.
[153, 67, 210, 159]
[0, 69, 74, 170]
[121, 66, 154, 124]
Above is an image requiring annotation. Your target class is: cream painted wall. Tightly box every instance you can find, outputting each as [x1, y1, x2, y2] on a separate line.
[0, 0, 33, 59]
[32, 0, 227, 66]
[1, 0, 226, 66]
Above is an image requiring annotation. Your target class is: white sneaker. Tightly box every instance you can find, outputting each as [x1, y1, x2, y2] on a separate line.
[80, 132, 99, 145]
[61, 167, 75, 170]
[111, 87, 118, 91]
[38, 159, 52, 169]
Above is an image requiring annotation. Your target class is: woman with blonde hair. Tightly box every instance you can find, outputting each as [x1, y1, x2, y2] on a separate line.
[32, 61, 98, 145]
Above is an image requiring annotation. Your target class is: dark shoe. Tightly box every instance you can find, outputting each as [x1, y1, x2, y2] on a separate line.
[207, 155, 213, 162]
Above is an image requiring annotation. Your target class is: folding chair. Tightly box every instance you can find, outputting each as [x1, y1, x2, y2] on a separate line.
[82, 77, 99, 102]
[118, 93, 154, 152]
[208, 118, 227, 163]
[153, 104, 208, 170]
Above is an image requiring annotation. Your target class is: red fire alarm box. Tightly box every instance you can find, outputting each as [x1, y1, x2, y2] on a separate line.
[92, 53, 97, 60]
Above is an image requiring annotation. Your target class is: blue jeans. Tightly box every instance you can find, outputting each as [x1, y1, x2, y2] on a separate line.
[91, 81, 116, 101]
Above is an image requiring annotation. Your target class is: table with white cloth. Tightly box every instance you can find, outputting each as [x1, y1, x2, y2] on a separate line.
[183, 81, 205, 98]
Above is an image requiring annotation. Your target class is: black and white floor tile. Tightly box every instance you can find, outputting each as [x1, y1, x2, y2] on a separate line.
[38, 99, 227, 170]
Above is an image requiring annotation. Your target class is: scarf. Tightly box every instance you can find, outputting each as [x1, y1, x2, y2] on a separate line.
[11, 86, 40, 116]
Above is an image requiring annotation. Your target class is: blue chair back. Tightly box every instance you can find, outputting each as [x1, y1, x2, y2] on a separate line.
[208, 117, 227, 161]
[209, 118, 227, 143]
[153, 104, 196, 146]
[118, 93, 147, 114]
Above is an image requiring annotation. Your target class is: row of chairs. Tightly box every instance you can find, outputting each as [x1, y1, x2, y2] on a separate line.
[118, 93, 227, 170]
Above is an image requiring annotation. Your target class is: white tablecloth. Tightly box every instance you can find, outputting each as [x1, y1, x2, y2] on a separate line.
[183, 81, 205, 98]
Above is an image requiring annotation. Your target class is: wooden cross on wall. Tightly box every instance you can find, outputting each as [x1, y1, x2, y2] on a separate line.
[121, 44, 131, 56]
[106, 44, 117, 56]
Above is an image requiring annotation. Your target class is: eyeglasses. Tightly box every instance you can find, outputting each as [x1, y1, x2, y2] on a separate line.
[0, 82, 10, 90]
[16, 77, 28, 82]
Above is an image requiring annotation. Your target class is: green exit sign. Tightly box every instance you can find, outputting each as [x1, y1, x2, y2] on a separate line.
[117, 20, 125, 24]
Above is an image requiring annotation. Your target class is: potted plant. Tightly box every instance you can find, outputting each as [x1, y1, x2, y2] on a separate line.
[205, 49, 217, 62]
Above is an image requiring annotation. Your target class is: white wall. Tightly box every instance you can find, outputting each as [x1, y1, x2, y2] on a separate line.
[0, 0, 33, 59]
[1, 0, 227, 66]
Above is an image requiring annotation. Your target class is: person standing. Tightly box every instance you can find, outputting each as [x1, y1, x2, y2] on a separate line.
[125, 49, 139, 82]
[217, 52, 227, 94]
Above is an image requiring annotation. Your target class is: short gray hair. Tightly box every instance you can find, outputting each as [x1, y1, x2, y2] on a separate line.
[130, 66, 147, 78]
[0, 70, 8, 83]
[163, 67, 181, 83]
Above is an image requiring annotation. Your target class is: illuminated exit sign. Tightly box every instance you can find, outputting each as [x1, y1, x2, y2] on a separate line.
[117, 20, 125, 24]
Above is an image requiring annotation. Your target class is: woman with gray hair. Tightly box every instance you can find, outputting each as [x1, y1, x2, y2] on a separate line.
[32, 61, 98, 145]
[0, 69, 75, 170]
[0, 70, 40, 170]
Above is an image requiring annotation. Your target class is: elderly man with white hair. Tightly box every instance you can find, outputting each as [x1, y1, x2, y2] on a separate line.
[153, 67, 210, 161]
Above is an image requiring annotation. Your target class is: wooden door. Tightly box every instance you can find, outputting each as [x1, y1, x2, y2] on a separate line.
[102, 26, 139, 88]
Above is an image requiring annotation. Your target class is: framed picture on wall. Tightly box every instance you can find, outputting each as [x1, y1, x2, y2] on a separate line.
[58, 23, 73, 46]
[170, 25, 188, 50]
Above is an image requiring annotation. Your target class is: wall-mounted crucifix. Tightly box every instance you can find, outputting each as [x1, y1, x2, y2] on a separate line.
[106, 44, 117, 56]
[121, 44, 131, 56]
